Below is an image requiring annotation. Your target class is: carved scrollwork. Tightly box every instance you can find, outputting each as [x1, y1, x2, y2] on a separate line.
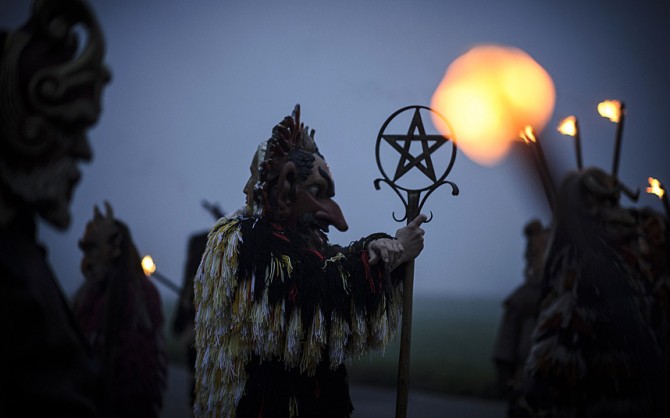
[0, 0, 110, 159]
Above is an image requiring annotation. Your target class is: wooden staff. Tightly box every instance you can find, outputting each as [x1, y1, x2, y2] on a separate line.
[373, 105, 460, 418]
[395, 192, 420, 418]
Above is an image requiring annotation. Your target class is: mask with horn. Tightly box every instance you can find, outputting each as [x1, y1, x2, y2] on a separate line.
[553, 167, 640, 255]
[255, 104, 348, 250]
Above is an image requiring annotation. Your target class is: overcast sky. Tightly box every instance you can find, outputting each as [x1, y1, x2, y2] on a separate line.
[2, 0, 669, 302]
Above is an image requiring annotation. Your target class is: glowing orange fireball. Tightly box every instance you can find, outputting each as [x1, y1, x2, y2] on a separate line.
[431, 45, 556, 166]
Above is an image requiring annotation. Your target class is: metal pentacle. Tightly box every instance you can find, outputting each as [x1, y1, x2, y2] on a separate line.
[374, 105, 459, 222]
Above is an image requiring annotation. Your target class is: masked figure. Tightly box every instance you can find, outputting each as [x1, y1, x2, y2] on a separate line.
[636, 208, 670, 365]
[492, 219, 548, 417]
[521, 168, 670, 418]
[0, 0, 109, 415]
[73, 202, 167, 418]
[194, 105, 427, 418]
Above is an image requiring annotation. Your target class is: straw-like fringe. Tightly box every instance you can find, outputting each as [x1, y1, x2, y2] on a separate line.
[194, 216, 405, 417]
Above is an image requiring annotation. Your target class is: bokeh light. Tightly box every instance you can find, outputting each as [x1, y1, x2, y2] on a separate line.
[431, 44, 556, 166]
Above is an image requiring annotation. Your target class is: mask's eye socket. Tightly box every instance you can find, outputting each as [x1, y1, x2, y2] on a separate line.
[308, 185, 322, 198]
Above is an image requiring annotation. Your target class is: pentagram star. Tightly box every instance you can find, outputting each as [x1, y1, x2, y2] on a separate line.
[382, 108, 446, 182]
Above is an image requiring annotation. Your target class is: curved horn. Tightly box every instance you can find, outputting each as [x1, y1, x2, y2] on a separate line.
[617, 181, 640, 202]
[582, 172, 616, 197]
[103, 200, 113, 219]
[93, 204, 102, 220]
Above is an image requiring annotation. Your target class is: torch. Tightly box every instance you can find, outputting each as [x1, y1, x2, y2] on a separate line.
[520, 126, 556, 213]
[141, 255, 181, 294]
[598, 99, 625, 178]
[557, 115, 583, 171]
[647, 177, 669, 219]
[374, 105, 459, 418]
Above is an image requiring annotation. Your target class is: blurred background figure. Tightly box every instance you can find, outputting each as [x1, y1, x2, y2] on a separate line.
[0, 0, 109, 416]
[521, 168, 670, 418]
[636, 207, 670, 362]
[172, 200, 224, 408]
[492, 219, 549, 417]
[74, 202, 167, 418]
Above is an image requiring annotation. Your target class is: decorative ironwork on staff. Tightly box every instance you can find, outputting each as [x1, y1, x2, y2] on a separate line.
[374, 105, 459, 418]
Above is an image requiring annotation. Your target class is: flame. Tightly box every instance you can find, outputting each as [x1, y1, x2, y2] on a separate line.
[557, 116, 577, 137]
[647, 177, 665, 199]
[431, 44, 555, 166]
[141, 255, 156, 276]
[597, 100, 621, 123]
[519, 125, 536, 144]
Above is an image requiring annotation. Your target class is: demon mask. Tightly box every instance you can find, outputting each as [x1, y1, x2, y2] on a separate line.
[0, 0, 110, 229]
[254, 104, 348, 249]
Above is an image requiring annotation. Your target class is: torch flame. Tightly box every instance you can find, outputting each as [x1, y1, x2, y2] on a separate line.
[141, 255, 156, 276]
[647, 177, 665, 199]
[557, 116, 577, 137]
[597, 100, 621, 123]
[519, 125, 536, 144]
[430, 44, 555, 166]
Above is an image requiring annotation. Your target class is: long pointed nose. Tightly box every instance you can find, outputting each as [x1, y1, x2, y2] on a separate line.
[318, 198, 348, 231]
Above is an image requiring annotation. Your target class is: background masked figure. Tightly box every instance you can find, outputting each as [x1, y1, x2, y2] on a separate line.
[194, 105, 427, 418]
[73, 202, 167, 418]
[492, 219, 548, 417]
[173, 201, 225, 407]
[0, 0, 109, 416]
[521, 168, 670, 418]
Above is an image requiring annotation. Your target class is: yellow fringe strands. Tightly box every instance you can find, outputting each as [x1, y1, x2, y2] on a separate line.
[193, 215, 405, 417]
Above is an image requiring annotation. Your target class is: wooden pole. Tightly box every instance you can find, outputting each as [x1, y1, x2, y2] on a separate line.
[574, 119, 583, 170]
[395, 191, 420, 418]
[611, 102, 626, 178]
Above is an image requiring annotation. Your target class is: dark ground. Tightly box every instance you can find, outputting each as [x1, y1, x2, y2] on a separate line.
[162, 365, 506, 418]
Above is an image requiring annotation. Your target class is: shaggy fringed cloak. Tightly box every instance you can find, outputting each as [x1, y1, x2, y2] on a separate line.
[73, 263, 168, 418]
[521, 242, 670, 418]
[194, 215, 404, 418]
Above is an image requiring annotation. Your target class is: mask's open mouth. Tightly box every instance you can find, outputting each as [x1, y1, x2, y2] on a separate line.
[298, 214, 330, 249]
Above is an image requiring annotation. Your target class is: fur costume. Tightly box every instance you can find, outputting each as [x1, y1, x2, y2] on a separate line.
[521, 168, 670, 418]
[73, 203, 167, 418]
[194, 212, 404, 417]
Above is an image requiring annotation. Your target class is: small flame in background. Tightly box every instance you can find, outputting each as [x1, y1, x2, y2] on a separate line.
[519, 125, 537, 144]
[647, 177, 665, 199]
[557, 116, 577, 137]
[431, 44, 556, 166]
[597, 100, 622, 123]
[141, 255, 156, 276]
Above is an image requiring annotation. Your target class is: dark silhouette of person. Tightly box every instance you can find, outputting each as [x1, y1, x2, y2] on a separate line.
[521, 168, 670, 418]
[493, 219, 548, 417]
[73, 202, 168, 418]
[173, 230, 208, 406]
[0, 0, 110, 416]
[172, 201, 224, 407]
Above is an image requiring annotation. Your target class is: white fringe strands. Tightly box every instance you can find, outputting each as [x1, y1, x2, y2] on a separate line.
[193, 216, 404, 417]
